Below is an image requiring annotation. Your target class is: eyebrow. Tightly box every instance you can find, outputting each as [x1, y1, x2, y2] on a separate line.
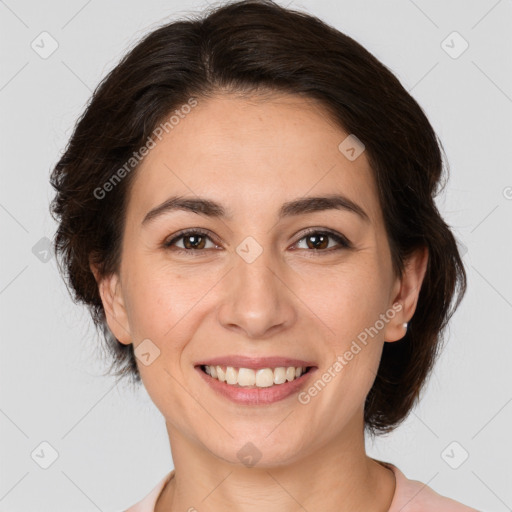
[142, 194, 370, 225]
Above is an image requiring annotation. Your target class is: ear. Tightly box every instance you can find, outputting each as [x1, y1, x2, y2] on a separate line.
[90, 263, 132, 345]
[384, 246, 429, 343]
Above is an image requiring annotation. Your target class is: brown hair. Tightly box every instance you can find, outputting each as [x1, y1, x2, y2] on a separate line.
[50, 0, 466, 436]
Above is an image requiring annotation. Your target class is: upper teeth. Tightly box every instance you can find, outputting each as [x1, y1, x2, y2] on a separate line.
[204, 365, 307, 387]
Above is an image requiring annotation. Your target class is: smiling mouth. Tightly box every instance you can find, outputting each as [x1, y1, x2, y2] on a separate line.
[197, 364, 315, 388]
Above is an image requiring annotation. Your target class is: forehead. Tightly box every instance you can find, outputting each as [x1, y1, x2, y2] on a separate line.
[126, 93, 380, 225]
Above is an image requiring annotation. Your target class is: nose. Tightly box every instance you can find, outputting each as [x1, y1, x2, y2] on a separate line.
[216, 246, 297, 339]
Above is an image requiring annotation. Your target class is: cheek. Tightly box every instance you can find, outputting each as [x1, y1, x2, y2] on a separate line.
[310, 269, 387, 408]
[312, 264, 390, 343]
[122, 260, 193, 341]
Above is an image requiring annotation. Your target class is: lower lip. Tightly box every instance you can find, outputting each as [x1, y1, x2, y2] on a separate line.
[195, 366, 317, 405]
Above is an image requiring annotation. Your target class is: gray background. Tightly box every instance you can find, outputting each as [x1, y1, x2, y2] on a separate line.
[1, 0, 511, 510]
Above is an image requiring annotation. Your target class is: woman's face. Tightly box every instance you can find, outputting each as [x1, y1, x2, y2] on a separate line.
[98, 93, 425, 467]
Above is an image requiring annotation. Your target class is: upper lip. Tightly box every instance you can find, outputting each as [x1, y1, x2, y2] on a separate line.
[195, 355, 317, 369]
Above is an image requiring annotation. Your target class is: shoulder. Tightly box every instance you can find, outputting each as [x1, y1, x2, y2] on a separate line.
[123, 470, 175, 512]
[376, 459, 480, 512]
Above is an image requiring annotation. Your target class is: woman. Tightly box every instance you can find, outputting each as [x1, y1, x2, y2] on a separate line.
[50, 1, 478, 510]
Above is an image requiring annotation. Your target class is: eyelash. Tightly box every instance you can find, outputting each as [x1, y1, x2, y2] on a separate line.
[163, 227, 352, 256]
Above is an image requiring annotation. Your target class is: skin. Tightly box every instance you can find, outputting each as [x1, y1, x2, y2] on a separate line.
[93, 92, 428, 511]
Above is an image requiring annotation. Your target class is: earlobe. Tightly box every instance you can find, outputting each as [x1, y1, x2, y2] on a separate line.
[90, 263, 132, 345]
[385, 246, 429, 343]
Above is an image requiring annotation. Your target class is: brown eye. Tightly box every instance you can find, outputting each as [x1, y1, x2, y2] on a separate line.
[181, 234, 207, 250]
[305, 233, 329, 250]
[164, 229, 217, 252]
[294, 230, 351, 252]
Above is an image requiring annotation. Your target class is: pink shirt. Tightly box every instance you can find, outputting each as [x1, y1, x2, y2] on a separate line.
[124, 459, 479, 511]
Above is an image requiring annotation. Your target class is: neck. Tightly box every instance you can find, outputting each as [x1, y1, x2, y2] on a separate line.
[155, 419, 395, 512]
